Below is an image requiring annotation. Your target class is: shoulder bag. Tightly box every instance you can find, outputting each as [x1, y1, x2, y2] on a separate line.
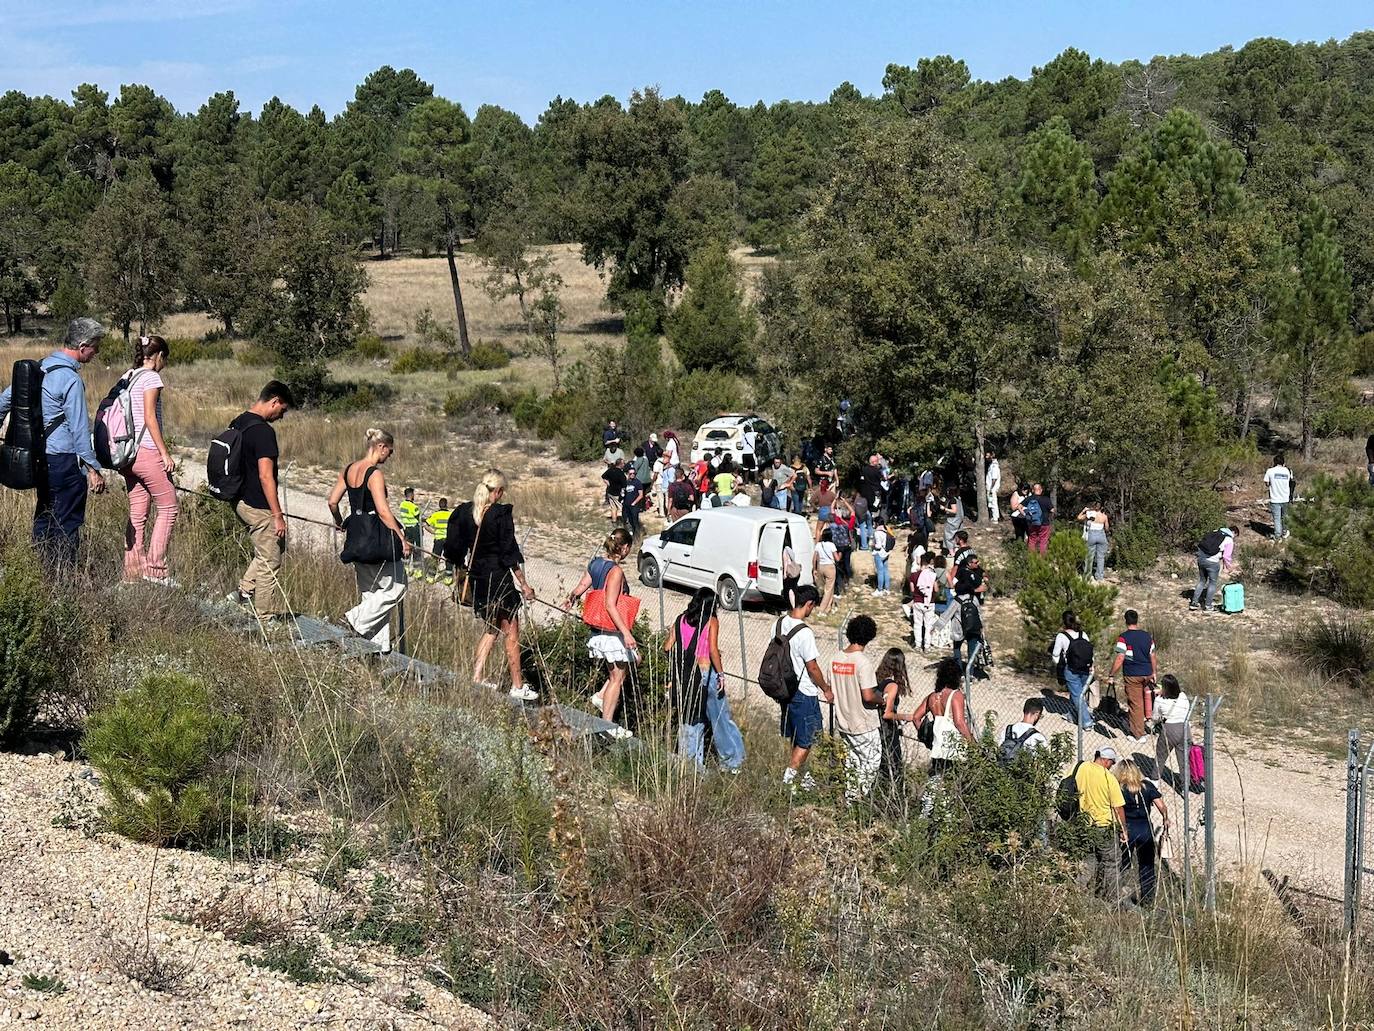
[340, 467, 404, 565]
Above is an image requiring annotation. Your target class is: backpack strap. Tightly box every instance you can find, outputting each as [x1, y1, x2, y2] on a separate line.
[1016, 726, 1038, 745]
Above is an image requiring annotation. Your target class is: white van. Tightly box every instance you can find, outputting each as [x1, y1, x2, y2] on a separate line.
[637, 507, 814, 610]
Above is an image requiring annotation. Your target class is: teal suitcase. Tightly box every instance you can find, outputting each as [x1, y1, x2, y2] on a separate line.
[1222, 582, 1245, 614]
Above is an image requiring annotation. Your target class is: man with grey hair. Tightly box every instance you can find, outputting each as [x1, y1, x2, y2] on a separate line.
[0, 318, 108, 559]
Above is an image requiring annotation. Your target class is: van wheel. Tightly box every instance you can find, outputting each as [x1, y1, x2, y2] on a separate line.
[639, 555, 662, 588]
[717, 575, 742, 611]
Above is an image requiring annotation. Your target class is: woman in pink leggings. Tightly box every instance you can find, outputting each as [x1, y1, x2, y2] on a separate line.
[121, 335, 179, 585]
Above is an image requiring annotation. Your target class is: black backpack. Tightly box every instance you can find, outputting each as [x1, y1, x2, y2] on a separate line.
[998, 725, 1039, 766]
[1199, 529, 1226, 556]
[206, 420, 247, 503]
[1055, 762, 1085, 821]
[1066, 633, 1094, 675]
[758, 617, 805, 703]
[0, 359, 62, 491]
[958, 597, 983, 639]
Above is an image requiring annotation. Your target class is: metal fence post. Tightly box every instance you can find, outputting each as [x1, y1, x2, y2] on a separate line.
[962, 642, 979, 735]
[1203, 694, 1223, 912]
[736, 589, 749, 688]
[1346, 729, 1361, 937]
[1183, 697, 1196, 904]
[396, 596, 407, 656]
[1356, 739, 1374, 935]
[657, 559, 669, 637]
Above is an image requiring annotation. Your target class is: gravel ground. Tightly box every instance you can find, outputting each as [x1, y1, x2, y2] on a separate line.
[0, 752, 490, 1030]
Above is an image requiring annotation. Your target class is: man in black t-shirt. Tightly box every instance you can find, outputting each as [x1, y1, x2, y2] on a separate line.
[603, 458, 628, 519]
[621, 475, 644, 537]
[227, 381, 294, 619]
[953, 552, 986, 601]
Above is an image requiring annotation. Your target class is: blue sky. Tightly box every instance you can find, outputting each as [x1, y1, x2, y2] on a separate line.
[0, 0, 1369, 122]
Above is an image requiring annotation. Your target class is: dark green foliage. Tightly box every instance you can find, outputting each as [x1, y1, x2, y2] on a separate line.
[166, 337, 232, 364]
[467, 340, 510, 370]
[84, 673, 246, 847]
[21, 974, 67, 995]
[666, 243, 756, 373]
[391, 347, 458, 375]
[241, 939, 327, 984]
[349, 333, 389, 361]
[1016, 531, 1118, 654]
[0, 556, 73, 743]
[1285, 471, 1374, 607]
[1110, 517, 1163, 573]
[1284, 615, 1374, 691]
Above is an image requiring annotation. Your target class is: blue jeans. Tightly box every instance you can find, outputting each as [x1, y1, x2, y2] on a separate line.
[34, 452, 88, 563]
[792, 486, 806, 513]
[1270, 502, 1287, 538]
[857, 511, 874, 550]
[872, 549, 890, 591]
[953, 637, 977, 669]
[780, 691, 823, 749]
[1192, 554, 1221, 609]
[769, 492, 786, 510]
[1064, 668, 1094, 728]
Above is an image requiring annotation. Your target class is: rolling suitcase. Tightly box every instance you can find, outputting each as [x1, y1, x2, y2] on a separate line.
[1221, 582, 1245, 614]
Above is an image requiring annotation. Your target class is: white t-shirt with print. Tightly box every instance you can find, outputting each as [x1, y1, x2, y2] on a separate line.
[1264, 465, 1292, 504]
[778, 615, 821, 697]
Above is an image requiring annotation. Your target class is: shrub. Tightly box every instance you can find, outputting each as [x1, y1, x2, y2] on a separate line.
[166, 338, 202, 364]
[666, 243, 757, 373]
[444, 383, 517, 418]
[1110, 516, 1162, 573]
[393, 347, 460, 375]
[512, 391, 543, 431]
[322, 380, 390, 414]
[235, 343, 274, 367]
[1285, 472, 1374, 607]
[1015, 531, 1117, 658]
[468, 341, 510, 370]
[84, 673, 247, 847]
[350, 334, 390, 361]
[0, 553, 77, 744]
[661, 369, 747, 431]
[1284, 615, 1374, 691]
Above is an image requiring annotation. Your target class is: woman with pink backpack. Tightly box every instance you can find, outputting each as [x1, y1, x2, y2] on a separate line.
[116, 335, 179, 586]
[1151, 674, 1199, 794]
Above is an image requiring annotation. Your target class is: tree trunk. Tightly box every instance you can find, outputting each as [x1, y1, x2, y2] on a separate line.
[1300, 354, 1316, 460]
[223, 313, 235, 338]
[1049, 460, 1060, 514]
[445, 230, 472, 357]
[973, 420, 987, 527]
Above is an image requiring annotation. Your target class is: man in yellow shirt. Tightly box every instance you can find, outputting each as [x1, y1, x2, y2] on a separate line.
[425, 498, 452, 585]
[1076, 746, 1128, 904]
[397, 487, 422, 569]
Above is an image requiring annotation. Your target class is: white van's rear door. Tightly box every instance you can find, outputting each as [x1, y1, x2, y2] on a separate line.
[757, 521, 787, 596]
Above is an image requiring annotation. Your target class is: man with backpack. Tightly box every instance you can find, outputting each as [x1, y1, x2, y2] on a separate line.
[1020, 482, 1052, 555]
[999, 698, 1048, 762]
[1189, 526, 1237, 614]
[219, 381, 294, 623]
[760, 585, 833, 790]
[1107, 609, 1157, 743]
[1075, 746, 1128, 904]
[1053, 610, 1097, 730]
[0, 318, 108, 561]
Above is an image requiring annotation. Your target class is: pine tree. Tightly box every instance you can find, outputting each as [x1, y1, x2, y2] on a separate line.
[666, 243, 756, 373]
[1016, 532, 1118, 653]
[1010, 116, 1098, 262]
[82, 174, 181, 341]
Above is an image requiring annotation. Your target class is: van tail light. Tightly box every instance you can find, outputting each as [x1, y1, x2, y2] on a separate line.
[747, 561, 759, 580]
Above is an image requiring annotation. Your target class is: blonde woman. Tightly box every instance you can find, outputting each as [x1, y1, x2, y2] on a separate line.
[328, 428, 410, 654]
[1116, 759, 1169, 905]
[119, 334, 179, 585]
[444, 469, 538, 701]
[566, 528, 637, 738]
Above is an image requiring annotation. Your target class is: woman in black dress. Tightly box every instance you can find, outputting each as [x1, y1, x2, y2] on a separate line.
[445, 469, 537, 701]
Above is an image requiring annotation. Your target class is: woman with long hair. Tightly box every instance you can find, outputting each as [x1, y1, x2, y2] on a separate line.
[907, 657, 972, 816]
[328, 427, 410, 654]
[445, 469, 538, 701]
[876, 647, 911, 788]
[1115, 758, 1169, 904]
[566, 527, 638, 738]
[665, 586, 745, 770]
[120, 335, 179, 585]
[1152, 673, 1193, 794]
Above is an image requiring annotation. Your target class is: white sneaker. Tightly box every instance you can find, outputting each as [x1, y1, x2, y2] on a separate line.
[509, 684, 538, 702]
[475, 679, 500, 691]
[143, 574, 179, 588]
[872, 589, 883, 597]
[606, 725, 633, 740]
[589, 690, 605, 710]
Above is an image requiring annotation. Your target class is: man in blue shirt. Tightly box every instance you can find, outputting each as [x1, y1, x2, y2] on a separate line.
[0, 318, 108, 559]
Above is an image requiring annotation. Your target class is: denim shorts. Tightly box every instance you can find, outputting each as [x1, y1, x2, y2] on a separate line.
[780, 692, 823, 749]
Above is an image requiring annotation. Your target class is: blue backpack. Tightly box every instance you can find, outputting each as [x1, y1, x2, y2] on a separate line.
[1023, 495, 1045, 528]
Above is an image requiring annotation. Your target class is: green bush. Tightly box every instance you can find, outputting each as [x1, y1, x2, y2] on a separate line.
[393, 347, 460, 375]
[236, 343, 275, 367]
[1353, 331, 1374, 376]
[1286, 471, 1374, 607]
[1110, 516, 1162, 573]
[468, 341, 510, 370]
[350, 334, 390, 361]
[167, 338, 201, 364]
[538, 391, 590, 444]
[512, 391, 544, 431]
[444, 383, 517, 418]
[84, 673, 247, 847]
[661, 369, 747, 431]
[0, 555, 76, 744]
[322, 381, 390, 414]
[1016, 531, 1117, 659]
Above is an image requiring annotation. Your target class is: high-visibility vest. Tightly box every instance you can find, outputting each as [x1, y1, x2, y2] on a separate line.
[397, 499, 420, 527]
[426, 509, 451, 540]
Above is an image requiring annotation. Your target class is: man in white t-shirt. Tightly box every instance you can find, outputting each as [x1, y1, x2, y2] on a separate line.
[1000, 698, 1049, 757]
[778, 585, 832, 788]
[828, 614, 882, 799]
[1263, 452, 1292, 540]
[985, 451, 1001, 522]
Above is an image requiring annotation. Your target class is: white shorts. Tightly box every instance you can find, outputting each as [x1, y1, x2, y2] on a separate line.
[588, 632, 631, 664]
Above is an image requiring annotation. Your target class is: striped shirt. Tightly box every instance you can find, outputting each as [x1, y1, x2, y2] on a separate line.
[126, 368, 165, 450]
